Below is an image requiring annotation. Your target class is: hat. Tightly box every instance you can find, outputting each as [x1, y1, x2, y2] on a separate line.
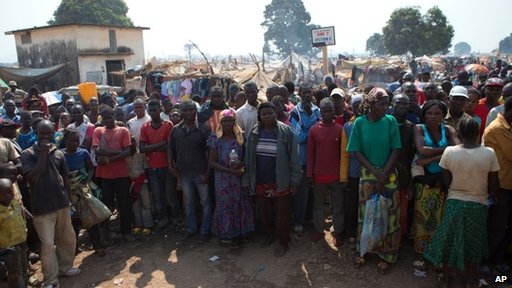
[485, 77, 503, 87]
[449, 86, 469, 98]
[8, 80, 17, 87]
[351, 94, 363, 105]
[0, 118, 21, 128]
[330, 88, 345, 98]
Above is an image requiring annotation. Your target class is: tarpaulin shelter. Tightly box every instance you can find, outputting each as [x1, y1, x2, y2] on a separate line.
[0, 63, 67, 84]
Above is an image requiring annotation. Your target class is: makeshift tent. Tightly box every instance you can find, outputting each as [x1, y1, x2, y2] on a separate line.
[0, 63, 67, 83]
[228, 68, 278, 101]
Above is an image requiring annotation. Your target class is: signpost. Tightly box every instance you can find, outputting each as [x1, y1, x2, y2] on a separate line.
[311, 26, 336, 75]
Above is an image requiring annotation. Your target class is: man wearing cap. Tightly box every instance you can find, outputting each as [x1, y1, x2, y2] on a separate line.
[330, 88, 352, 126]
[444, 86, 472, 133]
[5, 81, 26, 108]
[475, 77, 503, 135]
[485, 82, 512, 128]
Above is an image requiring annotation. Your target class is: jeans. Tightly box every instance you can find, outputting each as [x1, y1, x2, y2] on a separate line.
[313, 181, 345, 236]
[147, 168, 180, 226]
[99, 177, 132, 235]
[33, 208, 76, 286]
[293, 166, 309, 228]
[488, 188, 512, 264]
[181, 175, 212, 235]
[132, 182, 153, 228]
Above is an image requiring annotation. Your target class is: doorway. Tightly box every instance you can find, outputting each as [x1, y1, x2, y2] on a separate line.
[105, 60, 124, 86]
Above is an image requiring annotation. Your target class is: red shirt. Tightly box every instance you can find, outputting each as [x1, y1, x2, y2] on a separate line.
[307, 121, 343, 184]
[92, 126, 131, 179]
[474, 98, 497, 136]
[140, 120, 173, 168]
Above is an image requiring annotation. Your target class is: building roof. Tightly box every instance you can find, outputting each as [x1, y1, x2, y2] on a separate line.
[5, 23, 149, 35]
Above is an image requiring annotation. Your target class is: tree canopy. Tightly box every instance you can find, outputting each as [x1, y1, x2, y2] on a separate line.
[382, 6, 453, 56]
[366, 33, 386, 56]
[499, 34, 512, 54]
[261, 0, 320, 57]
[48, 0, 133, 26]
[454, 42, 471, 56]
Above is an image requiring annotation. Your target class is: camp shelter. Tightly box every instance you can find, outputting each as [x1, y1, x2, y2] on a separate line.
[228, 67, 278, 102]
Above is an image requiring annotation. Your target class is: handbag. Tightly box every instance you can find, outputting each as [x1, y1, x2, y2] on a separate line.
[75, 185, 112, 229]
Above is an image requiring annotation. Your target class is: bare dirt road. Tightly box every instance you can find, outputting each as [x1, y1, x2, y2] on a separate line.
[52, 228, 444, 288]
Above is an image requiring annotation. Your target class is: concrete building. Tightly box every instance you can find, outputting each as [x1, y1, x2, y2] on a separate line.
[5, 23, 148, 87]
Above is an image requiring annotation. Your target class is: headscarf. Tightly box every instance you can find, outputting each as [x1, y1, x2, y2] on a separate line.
[366, 87, 388, 105]
[216, 108, 244, 145]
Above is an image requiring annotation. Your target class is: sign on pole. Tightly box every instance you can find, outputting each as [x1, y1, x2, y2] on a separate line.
[311, 26, 335, 47]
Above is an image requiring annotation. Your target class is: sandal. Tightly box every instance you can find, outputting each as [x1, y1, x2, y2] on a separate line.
[377, 261, 391, 274]
[354, 256, 366, 268]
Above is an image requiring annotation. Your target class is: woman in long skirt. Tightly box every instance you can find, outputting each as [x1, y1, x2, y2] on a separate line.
[347, 88, 401, 273]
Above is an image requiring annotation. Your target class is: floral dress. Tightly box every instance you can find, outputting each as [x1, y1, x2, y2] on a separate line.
[207, 134, 254, 239]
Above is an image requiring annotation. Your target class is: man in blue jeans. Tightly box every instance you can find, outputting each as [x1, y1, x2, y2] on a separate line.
[168, 100, 212, 243]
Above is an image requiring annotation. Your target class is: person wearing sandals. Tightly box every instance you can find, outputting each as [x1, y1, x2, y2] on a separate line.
[346, 88, 401, 273]
[424, 118, 500, 288]
[208, 108, 254, 247]
[243, 102, 302, 256]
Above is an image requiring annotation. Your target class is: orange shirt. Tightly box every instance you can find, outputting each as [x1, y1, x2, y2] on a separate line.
[92, 126, 131, 179]
[140, 121, 173, 168]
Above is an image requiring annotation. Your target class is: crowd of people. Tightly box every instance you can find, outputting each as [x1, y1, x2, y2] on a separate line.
[0, 59, 511, 287]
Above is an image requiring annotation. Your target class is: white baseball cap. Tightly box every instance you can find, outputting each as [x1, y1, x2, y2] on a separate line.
[449, 85, 468, 98]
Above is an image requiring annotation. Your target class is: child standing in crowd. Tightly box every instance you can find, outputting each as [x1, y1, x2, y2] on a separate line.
[0, 178, 27, 288]
[62, 128, 106, 256]
[16, 111, 35, 151]
[424, 118, 500, 288]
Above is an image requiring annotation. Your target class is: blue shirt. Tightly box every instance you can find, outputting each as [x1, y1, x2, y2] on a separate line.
[63, 148, 90, 171]
[290, 102, 320, 166]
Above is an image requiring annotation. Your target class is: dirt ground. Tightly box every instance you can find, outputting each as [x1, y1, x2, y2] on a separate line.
[45, 225, 449, 288]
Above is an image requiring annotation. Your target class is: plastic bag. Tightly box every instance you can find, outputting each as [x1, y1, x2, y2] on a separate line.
[360, 194, 391, 256]
[75, 186, 111, 229]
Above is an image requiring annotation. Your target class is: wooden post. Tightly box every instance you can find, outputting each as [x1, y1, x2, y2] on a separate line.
[322, 46, 328, 75]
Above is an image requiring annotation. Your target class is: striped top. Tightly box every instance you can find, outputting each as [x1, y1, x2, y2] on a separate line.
[256, 129, 277, 184]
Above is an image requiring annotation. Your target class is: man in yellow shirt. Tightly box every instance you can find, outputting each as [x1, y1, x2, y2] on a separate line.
[0, 178, 27, 287]
[483, 96, 512, 274]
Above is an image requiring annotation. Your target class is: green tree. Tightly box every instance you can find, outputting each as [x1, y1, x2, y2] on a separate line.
[422, 7, 453, 54]
[382, 6, 453, 56]
[454, 42, 471, 56]
[499, 34, 512, 54]
[366, 33, 386, 56]
[261, 0, 320, 57]
[48, 0, 133, 26]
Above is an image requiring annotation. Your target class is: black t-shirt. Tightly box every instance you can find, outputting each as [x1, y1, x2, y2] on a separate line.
[21, 145, 70, 215]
